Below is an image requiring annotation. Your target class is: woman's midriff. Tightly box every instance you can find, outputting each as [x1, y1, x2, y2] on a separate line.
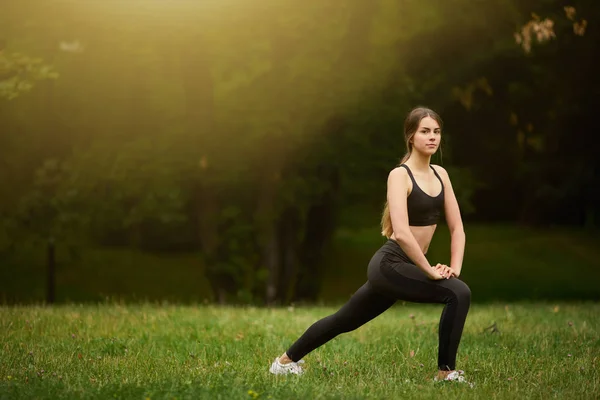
[390, 224, 437, 255]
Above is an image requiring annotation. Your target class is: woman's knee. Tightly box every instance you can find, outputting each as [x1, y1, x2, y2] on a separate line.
[449, 279, 471, 304]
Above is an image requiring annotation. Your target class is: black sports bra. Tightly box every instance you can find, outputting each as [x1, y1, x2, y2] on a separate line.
[400, 164, 445, 226]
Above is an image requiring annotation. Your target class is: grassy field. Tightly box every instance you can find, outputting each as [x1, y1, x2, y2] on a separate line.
[1, 302, 599, 399]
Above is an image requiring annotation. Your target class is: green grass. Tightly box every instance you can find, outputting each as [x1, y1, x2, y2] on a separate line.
[1, 302, 599, 399]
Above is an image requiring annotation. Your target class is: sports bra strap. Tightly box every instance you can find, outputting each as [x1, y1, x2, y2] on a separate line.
[430, 165, 444, 187]
[399, 164, 416, 183]
[400, 164, 444, 188]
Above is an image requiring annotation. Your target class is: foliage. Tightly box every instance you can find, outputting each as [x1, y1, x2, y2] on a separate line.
[0, 0, 598, 304]
[2, 224, 598, 304]
[0, 51, 58, 100]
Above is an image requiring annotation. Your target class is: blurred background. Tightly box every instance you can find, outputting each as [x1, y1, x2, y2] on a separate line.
[1, 0, 598, 306]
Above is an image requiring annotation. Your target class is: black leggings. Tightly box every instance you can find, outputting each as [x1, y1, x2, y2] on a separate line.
[286, 239, 471, 371]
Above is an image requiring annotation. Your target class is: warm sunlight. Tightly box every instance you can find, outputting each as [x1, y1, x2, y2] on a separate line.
[1, 1, 597, 397]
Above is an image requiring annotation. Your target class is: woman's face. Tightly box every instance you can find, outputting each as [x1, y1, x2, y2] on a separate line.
[411, 116, 441, 156]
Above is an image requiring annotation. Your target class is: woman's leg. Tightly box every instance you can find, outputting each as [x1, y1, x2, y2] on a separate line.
[285, 281, 395, 362]
[375, 262, 471, 371]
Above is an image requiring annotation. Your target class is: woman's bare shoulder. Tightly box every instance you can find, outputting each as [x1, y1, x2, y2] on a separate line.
[389, 165, 409, 178]
[430, 164, 447, 174]
[430, 164, 450, 181]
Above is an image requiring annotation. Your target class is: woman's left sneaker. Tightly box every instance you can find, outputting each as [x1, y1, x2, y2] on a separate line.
[269, 358, 305, 375]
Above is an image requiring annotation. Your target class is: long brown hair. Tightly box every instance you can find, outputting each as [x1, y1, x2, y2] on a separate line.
[380, 107, 443, 238]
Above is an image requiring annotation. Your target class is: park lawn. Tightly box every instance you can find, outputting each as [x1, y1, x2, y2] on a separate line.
[1, 302, 598, 399]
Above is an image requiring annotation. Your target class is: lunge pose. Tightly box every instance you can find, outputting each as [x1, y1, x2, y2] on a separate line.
[269, 107, 471, 383]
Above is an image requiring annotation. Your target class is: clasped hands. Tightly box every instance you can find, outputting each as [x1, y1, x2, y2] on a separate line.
[429, 263, 457, 280]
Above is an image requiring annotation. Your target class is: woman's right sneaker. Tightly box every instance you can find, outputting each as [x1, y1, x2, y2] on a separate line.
[269, 357, 305, 375]
[434, 370, 474, 387]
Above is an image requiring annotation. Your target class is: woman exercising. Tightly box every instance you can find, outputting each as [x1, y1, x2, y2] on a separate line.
[269, 107, 471, 384]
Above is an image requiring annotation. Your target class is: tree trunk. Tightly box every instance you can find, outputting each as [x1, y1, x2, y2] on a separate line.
[296, 173, 339, 301]
[278, 206, 300, 303]
[46, 238, 55, 304]
[257, 21, 295, 304]
[295, 118, 342, 301]
[255, 166, 281, 305]
[264, 227, 280, 303]
[179, 35, 222, 302]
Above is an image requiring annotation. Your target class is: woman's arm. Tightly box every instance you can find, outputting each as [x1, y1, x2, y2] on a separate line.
[387, 168, 443, 280]
[433, 165, 466, 277]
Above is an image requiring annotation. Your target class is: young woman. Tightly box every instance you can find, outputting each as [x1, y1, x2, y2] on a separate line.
[269, 107, 471, 384]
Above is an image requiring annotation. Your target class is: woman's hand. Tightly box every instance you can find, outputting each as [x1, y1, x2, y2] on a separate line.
[434, 263, 454, 279]
[427, 267, 445, 280]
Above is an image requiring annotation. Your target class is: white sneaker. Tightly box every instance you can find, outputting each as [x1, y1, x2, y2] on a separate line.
[269, 357, 305, 375]
[434, 370, 474, 387]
